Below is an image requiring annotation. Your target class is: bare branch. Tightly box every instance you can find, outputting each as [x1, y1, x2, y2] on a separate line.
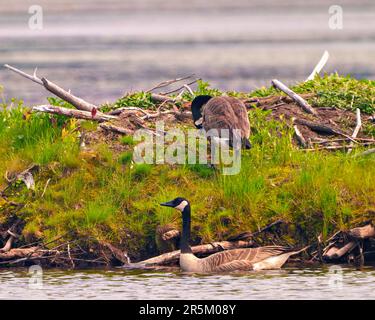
[272, 79, 317, 115]
[33, 105, 117, 122]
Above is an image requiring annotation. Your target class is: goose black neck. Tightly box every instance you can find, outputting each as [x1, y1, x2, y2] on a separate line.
[181, 204, 192, 254]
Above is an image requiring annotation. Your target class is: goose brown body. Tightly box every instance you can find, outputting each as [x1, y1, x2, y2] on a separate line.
[191, 95, 251, 148]
[180, 245, 291, 273]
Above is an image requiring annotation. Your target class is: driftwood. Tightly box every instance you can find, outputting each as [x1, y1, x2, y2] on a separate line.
[136, 240, 254, 266]
[162, 229, 180, 241]
[323, 241, 357, 260]
[33, 105, 117, 122]
[294, 118, 355, 142]
[271, 79, 317, 115]
[347, 108, 362, 154]
[4, 64, 98, 112]
[99, 123, 133, 135]
[0, 246, 42, 262]
[348, 224, 375, 239]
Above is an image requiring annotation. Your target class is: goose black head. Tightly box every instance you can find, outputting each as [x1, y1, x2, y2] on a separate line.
[191, 95, 212, 129]
[160, 197, 189, 212]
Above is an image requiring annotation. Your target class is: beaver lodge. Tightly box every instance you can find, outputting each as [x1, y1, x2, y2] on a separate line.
[0, 59, 375, 270]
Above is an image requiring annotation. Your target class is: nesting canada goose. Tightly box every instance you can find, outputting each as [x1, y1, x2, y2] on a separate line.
[160, 197, 304, 272]
[191, 95, 251, 149]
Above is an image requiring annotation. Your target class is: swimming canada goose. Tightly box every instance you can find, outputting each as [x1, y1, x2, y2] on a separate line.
[191, 95, 251, 149]
[160, 197, 303, 272]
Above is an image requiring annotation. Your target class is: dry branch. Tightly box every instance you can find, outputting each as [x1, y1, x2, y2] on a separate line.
[306, 50, 330, 82]
[348, 224, 375, 239]
[4, 64, 98, 112]
[347, 108, 362, 154]
[33, 105, 117, 122]
[99, 123, 133, 135]
[272, 79, 317, 115]
[294, 118, 355, 142]
[146, 74, 195, 93]
[323, 241, 357, 260]
[292, 119, 307, 148]
[136, 240, 254, 266]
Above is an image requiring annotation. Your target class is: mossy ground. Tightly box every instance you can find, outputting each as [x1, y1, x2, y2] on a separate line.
[0, 74, 374, 262]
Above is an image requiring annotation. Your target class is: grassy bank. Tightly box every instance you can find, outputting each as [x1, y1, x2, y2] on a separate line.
[0, 74, 375, 263]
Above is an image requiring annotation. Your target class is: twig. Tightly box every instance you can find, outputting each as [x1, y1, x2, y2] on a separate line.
[161, 78, 201, 95]
[67, 243, 75, 269]
[306, 50, 330, 81]
[41, 178, 51, 198]
[272, 79, 317, 115]
[146, 74, 195, 93]
[292, 119, 307, 148]
[347, 108, 362, 154]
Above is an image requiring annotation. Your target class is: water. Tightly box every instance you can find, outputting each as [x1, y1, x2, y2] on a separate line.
[0, 0, 374, 105]
[1, 266, 375, 299]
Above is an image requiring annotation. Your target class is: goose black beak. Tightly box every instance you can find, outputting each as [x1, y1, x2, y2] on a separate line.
[160, 200, 175, 207]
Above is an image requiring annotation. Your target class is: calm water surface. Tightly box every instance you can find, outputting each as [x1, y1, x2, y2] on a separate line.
[1, 266, 375, 299]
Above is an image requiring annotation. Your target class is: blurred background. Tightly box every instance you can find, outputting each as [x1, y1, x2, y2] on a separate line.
[0, 0, 374, 105]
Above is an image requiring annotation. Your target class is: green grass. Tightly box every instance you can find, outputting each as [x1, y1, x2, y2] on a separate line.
[0, 74, 375, 260]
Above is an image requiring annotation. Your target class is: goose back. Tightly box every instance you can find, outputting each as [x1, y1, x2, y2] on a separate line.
[202, 96, 250, 140]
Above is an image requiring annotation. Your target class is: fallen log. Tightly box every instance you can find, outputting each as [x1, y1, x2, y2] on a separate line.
[0, 246, 42, 261]
[4, 64, 98, 112]
[272, 79, 318, 115]
[136, 240, 254, 266]
[33, 105, 117, 122]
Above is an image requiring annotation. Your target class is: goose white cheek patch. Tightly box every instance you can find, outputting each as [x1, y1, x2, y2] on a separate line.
[175, 200, 188, 211]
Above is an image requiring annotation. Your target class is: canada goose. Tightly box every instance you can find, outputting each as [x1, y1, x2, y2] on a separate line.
[160, 197, 303, 272]
[191, 95, 251, 149]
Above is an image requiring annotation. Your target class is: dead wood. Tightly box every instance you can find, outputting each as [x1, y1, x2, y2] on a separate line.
[136, 240, 254, 266]
[323, 241, 357, 260]
[348, 224, 375, 239]
[292, 121, 307, 148]
[99, 123, 133, 135]
[33, 105, 117, 122]
[4, 64, 98, 112]
[347, 108, 362, 154]
[306, 50, 330, 82]
[271, 79, 317, 115]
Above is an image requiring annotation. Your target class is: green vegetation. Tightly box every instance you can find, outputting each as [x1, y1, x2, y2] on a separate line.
[0, 74, 374, 261]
